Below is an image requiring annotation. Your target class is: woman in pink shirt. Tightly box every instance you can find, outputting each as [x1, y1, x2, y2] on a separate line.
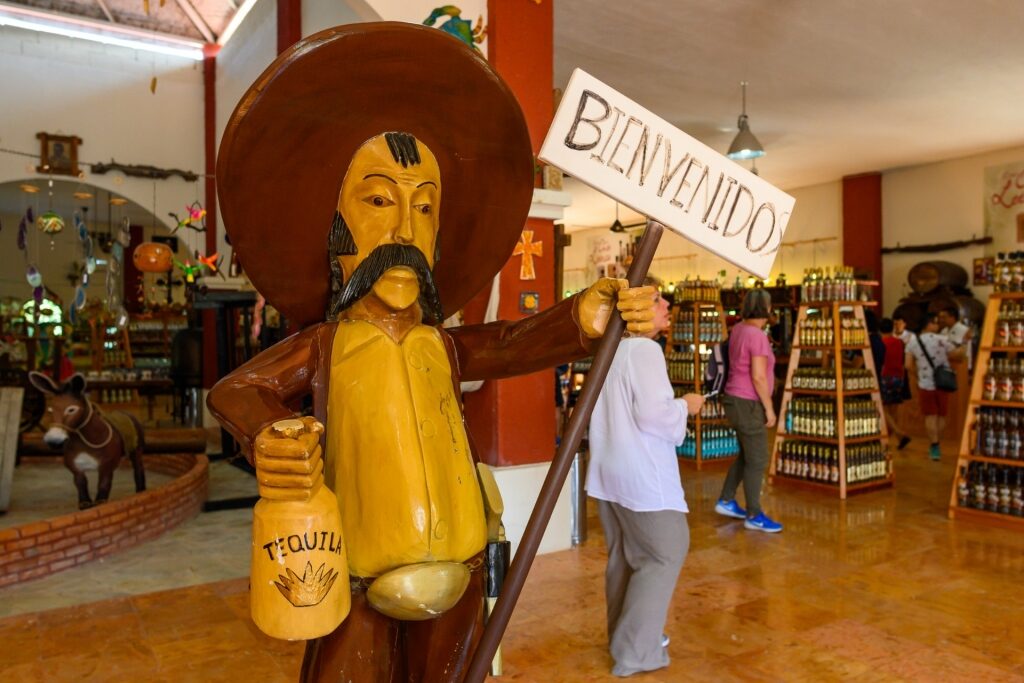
[714, 289, 782, 533]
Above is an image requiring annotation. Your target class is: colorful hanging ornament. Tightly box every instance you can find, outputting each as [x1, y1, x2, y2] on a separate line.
[26, 265, 42, 288]
[17, 214, 28, 251]
[175, 258, 206, 284]
[168, 201, 207, 234]
[196, 251, 224, 277]
[133, 242, 174, 272]
[71, 211, 93, 313]
[117, 217, 131, 247]
[36, 211, 65, 235]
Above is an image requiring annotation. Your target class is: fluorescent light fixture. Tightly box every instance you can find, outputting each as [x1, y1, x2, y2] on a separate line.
[0, 2, 205, 60]
[217, 0, 258, 46]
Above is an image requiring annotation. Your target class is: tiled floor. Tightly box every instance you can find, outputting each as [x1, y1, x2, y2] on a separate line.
[3, 439, 1024, 682]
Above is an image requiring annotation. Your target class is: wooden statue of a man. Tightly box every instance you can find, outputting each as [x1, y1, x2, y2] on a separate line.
[210, 23, 655, 683]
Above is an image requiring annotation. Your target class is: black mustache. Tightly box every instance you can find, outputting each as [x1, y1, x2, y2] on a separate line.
[331, 243, 443, 324]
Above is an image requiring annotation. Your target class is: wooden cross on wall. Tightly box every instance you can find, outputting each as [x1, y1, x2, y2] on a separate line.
[513, 230, 543, 280]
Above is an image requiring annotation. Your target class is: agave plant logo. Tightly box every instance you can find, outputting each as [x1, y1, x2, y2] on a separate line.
[274, 561, 340, 607]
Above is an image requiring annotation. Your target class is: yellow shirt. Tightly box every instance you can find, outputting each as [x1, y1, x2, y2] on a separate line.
[326, 320, 486, 578]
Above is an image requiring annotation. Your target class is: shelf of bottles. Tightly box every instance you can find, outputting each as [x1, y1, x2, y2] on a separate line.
[950, 289, 1024, 525]
[771, 285, 891, 498]
[794, 310, 869, 349]
[676, 396, 738, 462]
[666, 287, 734, 469]
[799, 265, 875, 305]
[790, 368, 875, 393]
[667, 349, 708, 383]
[784, 397, 882, 439]
[672, 279, 722, 304]
[777, 441, 890, 487]
[955, 463, 1024, 519]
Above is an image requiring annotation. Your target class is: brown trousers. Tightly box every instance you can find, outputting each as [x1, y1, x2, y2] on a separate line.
[300, 560, 485, 683]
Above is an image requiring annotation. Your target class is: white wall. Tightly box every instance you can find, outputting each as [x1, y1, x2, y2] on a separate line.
[213, 0, 278, 262]
[211, 0, 367, 261]
[303, 0, 367, 36]
[0, 26, 204, 242]
[881, 145, 1024, 315]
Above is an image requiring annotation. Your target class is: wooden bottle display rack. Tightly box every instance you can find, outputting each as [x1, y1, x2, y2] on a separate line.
[667, 300, 736, 469]
[949, 292, 1024, 527]
[769, 299, 894, 499]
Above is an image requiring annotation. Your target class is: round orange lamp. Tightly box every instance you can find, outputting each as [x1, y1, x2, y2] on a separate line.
[132, 242, 173, 273]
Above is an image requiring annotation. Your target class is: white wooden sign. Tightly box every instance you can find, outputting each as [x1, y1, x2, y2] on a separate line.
[540, 69, 795, 279]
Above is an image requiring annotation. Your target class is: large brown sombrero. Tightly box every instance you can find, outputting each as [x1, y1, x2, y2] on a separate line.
[217, 22, 533, 327]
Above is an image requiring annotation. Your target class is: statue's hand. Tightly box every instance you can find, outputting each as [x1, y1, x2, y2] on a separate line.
[254, 416, 325, 502]
[577, 278, 657, 338]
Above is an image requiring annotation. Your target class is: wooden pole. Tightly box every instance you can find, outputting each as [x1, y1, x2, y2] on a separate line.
[465, 220, 664, 683]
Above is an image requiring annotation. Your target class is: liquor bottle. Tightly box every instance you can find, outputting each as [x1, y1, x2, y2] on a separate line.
[986, 465, 1001, 511]
[1012, 304, 1024, 347]
[998, 468, 1012, 515]
[983, 360, 998, 401]
[251, 418, 350, 639]
[969, 463, 984, 509]
[957, 465, 969, 508]
[998, 359, 1014, 402]
[1012, 469, 1024, 517]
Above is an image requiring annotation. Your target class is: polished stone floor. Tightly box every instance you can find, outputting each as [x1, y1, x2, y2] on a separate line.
[2, 439, 1024, 682]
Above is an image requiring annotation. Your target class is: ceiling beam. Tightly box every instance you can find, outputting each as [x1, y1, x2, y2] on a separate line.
[0, 0, 205, 59]
[93, 0, 114, 23]
[173, 0, 214, 43]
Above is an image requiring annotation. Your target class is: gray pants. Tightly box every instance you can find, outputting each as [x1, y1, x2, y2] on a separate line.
[720, 394, 770, 517]
[597, 500, 689, 677]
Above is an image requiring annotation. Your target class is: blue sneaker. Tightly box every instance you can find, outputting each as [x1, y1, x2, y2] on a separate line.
[929, 444, 941, 461]
[715, 498, 747, 519]
[744, 513, 783, 533]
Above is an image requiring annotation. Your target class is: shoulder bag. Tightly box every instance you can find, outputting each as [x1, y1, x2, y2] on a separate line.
[915, 332, 957, 392]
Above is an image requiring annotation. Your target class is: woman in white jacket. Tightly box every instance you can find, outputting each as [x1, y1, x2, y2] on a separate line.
[587, 283, 703, 677]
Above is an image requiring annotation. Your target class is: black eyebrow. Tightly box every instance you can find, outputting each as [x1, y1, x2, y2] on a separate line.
[417, 181, 438, 188]
[363, 173, 397, 183]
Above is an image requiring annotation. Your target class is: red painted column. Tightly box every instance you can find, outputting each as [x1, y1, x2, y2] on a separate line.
[842, 172, 883, 307]
[202, 44, 219, 389]
[277, 0, 301, 53]
[462, 1, 555, 467]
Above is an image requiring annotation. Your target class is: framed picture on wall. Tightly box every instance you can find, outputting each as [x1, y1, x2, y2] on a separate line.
[973, 257, 995, 286]
[36, 132, 82, 177]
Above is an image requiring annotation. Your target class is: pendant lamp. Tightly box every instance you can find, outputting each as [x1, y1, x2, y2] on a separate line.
[727, 81, 765, 161]
[609, 202, 625, 233]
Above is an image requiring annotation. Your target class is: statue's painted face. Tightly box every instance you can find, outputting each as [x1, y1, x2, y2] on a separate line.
[335, 135, 441, 313]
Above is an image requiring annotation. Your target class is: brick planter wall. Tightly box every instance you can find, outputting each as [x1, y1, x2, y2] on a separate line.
[0, 454, 209, 587]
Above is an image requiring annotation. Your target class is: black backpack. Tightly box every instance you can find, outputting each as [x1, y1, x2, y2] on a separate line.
[704, 339, 729, 395]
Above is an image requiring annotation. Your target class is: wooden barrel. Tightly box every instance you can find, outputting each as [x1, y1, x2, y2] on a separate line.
[907, 261, 969, 295]
[925, 295, 984, 324]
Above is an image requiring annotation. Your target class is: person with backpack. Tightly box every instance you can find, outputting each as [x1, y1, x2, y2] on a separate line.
[714, 288, 783, 533]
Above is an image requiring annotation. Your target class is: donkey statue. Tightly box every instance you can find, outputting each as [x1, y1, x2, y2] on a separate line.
[29, 372, 146, 509]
